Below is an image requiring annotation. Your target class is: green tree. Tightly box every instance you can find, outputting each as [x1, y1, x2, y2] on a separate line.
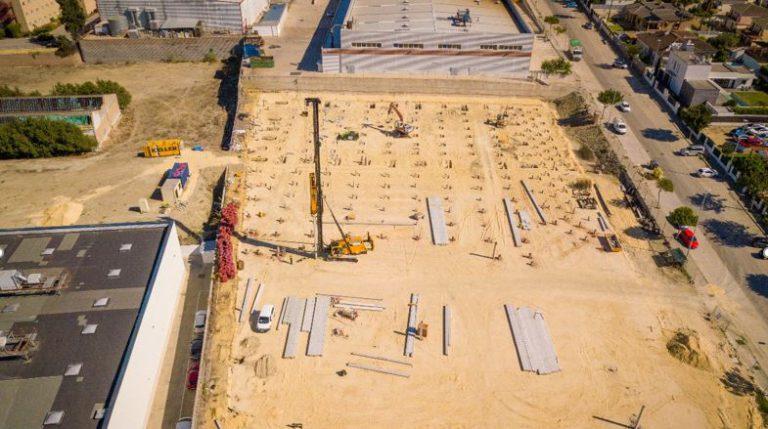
[678, 103, 712, 133]
[541, 58, 572, 77]
[544, 15, 560, 34]
[656, 177, 674, 208]
[55, 0, 86, 39]
[708, 32, 740, 62]
[0, 117, 96, 159]
[667, 206, 699, 228]
[597, 89, 623, 118]
[733, 153, 768, 197]
[51, 80, 132, 109]
[678, 103, 712, 132]
[625, 43, 641, 59]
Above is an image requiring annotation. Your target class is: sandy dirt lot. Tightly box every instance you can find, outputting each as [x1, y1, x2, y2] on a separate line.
[201, 92, 758, 428]
[0, 63, 239, 241]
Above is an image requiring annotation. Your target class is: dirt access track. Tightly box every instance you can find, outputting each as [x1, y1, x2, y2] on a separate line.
[199, 91, 758, 428]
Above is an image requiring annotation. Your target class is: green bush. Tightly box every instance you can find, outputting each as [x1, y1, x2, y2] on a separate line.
[202, 49, 217, 63]
[732, 105, 768, 115]
[0, 117, 96, 159]
[5, 22, 22, 38]
[541, 58, 572, 76]
[54, 36, 76, 57]
[51, 80, 132, 109]
[0, 85, 26, 97]
[667, 206, 699, 228]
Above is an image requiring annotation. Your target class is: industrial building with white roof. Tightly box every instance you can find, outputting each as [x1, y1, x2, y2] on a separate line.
[0, 221, 186, 429]
[322, 0, 535, 76]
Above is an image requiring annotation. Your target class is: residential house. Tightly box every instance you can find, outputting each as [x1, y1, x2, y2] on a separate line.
[636, 31, 717, 68]
[746, 16, 768, 41]
[663, 46, 755, 106]
[717, 0, 749, 16]
[740, 43, 768, 71]
[725, 3, 768, 31]
[620, 1, 690, 31]
[710, 62, 756, 88]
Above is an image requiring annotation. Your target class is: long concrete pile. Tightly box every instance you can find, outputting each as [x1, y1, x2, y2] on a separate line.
[504, 305, 560, 375]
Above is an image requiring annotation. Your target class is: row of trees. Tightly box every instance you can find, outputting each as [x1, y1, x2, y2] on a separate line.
[0, 117, 96, 159]
[1, 80, 132, 110]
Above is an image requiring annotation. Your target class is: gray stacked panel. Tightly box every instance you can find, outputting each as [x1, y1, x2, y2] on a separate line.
[504, 304, 560, 375]
[301, 297, 315, 332]
[307, 296, 330, 356]
[426, 197, 449, 246]
[282, 297, 305, 359]
[503, 198, 522, 247]
[521, 181, 547, 225]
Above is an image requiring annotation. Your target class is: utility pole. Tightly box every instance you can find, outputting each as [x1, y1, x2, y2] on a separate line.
[306, 97, 324, 258]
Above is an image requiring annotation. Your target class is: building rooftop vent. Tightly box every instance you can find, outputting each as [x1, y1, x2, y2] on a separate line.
[44, 411, 64, 425]
[82, 324, 98, 335]
[93, 297, 110, 308]
[65, 363, 82, 376]
[26, 273, 42, 284]
[119, 243, 132, 252]
[2, 303, 19, 313]
[107, 269, 121, 278]
[41, 248, 55, 256]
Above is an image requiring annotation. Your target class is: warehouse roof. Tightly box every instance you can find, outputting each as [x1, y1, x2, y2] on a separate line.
[0, 223, 172, 429]
[345, 0, 525, 34]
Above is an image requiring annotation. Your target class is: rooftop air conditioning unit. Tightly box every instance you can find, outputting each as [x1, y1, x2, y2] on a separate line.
[149, 19, 161, 30]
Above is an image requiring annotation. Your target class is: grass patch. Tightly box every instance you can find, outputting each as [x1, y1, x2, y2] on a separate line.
[733, 91, 768, 107]
[756, 390, 768, 421]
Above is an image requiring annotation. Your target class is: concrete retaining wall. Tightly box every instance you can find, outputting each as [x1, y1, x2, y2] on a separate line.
[79, 36, 241, 64]
[241, 73, 569, 99]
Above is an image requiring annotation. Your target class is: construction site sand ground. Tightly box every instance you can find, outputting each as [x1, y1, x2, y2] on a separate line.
[200, 91, 759, 428]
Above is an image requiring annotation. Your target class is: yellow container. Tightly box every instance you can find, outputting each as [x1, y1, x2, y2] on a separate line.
[143, 139, 183, 157]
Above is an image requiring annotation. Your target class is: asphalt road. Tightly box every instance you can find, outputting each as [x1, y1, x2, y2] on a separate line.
[543, 2, 768, 326]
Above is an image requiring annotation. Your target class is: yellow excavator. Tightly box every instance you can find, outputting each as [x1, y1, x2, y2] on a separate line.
[307, 97, 374, 260]
[324, 195, 374, 257]
[387, 102, 415, 137]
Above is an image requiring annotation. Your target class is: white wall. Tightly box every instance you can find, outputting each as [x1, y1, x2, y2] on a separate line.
[103, 223, 187, 429]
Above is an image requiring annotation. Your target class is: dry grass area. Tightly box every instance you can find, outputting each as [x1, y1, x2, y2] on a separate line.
[702, 124, 736, 149]
[0, 63, 239, 241]
[199, 91, 759, 428]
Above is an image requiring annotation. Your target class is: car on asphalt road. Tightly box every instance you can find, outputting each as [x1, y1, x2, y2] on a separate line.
[190, 338, 203, 359]
[176, 417, 192, 429]
[676, 226, 699, 249]
[256, 304, 275, 332]
[618, 101, 631, 112]
[677, 145, 706, 156]
[695, 167, 718, 178]
[193, 310, 206, 335]
[612, 59, 628, 69]
[611, 118, 628, 134]
[186, 362, 199, 390]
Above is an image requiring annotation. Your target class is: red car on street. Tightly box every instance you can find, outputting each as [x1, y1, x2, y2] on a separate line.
[186, 362, 199, 390]
[676, 226, 699, 249]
